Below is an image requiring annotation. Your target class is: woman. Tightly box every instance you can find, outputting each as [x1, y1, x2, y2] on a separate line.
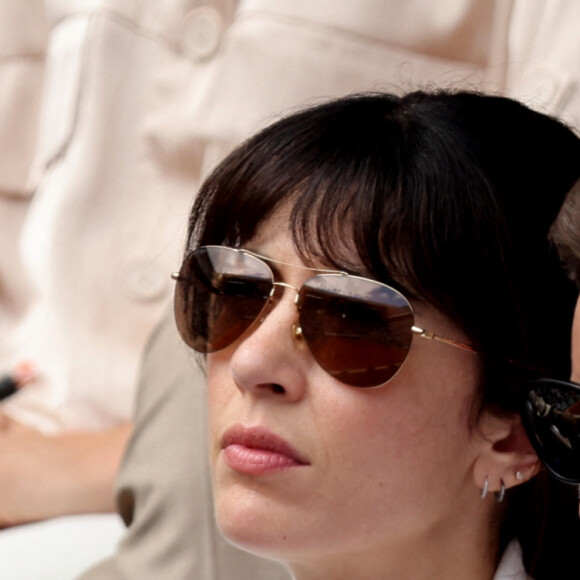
[173, 91, 580, 579]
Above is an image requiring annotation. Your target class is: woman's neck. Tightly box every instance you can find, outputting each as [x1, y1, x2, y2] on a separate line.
[286, 508, 502, 580]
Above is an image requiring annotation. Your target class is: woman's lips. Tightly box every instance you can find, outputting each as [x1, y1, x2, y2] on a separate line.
[221, 425, 309, 475]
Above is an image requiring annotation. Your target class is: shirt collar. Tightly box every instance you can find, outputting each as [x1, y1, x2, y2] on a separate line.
[493, 540, 533, 580]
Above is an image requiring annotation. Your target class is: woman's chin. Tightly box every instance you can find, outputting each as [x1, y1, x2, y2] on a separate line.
[214, 493, 300, 560]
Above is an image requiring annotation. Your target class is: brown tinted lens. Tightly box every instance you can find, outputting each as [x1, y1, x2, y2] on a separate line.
[174, 247, 273, 353]
[523, 378, 580, 484]
[297, 275, 414, 388]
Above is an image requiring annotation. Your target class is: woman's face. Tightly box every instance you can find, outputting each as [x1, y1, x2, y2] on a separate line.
[207, 216, 490, 574]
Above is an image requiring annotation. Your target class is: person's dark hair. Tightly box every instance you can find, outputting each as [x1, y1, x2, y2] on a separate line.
[186, 90, 580, 577]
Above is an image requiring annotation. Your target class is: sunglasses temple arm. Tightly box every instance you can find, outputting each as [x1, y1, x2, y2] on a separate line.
[411, 326, 477, 353]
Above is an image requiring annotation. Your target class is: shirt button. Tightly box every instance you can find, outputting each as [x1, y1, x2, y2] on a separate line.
[182, 7, 224, 60]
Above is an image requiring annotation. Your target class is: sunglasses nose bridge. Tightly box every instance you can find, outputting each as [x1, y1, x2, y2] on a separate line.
[270, 280, 300, 311]
[270, 281, 305, 342]
[271, 280, 300, 306]
[272, 280, 300, 294]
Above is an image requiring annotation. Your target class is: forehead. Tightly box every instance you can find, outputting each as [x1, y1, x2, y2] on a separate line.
[246, 221, 323, 278]
[247, 205, 292, 247]
[247, 203, 368, 276]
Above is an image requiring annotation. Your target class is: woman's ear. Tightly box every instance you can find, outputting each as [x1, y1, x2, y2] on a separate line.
[472, 412, 541, 495]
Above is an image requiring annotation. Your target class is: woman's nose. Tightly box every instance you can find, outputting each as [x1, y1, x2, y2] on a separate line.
[228, 290, 310, 402]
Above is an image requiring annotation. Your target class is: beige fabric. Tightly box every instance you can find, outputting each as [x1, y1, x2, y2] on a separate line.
[0, 0, 47, 364]
[0, 0, 47, 196]
[505, 0, 580, 129]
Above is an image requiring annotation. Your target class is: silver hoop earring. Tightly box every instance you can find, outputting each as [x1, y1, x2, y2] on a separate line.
[480, 477, 489, 499]
[495, 479, 506, 503]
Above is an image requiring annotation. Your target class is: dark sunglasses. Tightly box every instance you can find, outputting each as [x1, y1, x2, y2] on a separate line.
[172, 245, 476, 388]
[522, 378, 580, 484]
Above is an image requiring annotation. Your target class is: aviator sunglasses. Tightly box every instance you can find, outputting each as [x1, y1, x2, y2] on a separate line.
[522, 378, 580, 484]
[172, 245, 476, 388]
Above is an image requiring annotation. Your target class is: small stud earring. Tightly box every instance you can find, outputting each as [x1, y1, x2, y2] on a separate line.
[515, 470, 524, 482]
[480, 477, 489, 499]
